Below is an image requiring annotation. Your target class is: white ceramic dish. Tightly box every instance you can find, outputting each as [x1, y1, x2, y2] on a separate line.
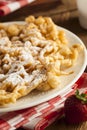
[0, 22, 87, 112]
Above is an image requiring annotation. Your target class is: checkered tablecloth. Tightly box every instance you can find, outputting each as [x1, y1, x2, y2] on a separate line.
[0, 73, 87, 130]
[0, 0, 36, 16]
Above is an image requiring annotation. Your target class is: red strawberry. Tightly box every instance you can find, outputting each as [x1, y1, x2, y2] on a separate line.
[64, 90, 87, 124]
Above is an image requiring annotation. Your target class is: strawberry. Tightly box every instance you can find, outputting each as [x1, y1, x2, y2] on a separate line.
[64, 90, 87, 124]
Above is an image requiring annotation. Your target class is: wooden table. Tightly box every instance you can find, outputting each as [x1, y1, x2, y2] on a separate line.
[0, 0, 87, 130]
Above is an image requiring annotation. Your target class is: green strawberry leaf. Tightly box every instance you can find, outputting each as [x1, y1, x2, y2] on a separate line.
[75, 90, 87, 104]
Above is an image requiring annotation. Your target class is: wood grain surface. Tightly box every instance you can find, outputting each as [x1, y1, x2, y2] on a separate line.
[0, 0, 87, 130]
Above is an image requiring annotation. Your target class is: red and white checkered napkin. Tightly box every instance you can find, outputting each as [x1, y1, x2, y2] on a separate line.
[0, 73, 87, 130]
[0, 0, 36, 16]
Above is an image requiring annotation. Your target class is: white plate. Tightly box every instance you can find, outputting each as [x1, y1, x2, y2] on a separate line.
[0, 22, 87, 112]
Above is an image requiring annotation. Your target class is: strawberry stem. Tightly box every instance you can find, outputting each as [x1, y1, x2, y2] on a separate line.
[75, 90, 87, 104]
